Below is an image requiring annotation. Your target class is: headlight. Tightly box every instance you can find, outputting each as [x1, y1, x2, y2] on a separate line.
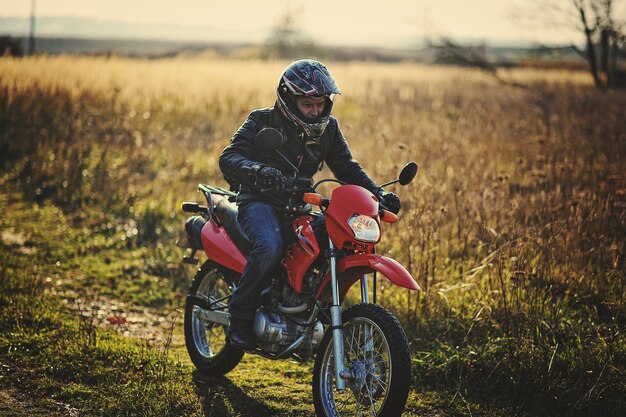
[347, 214, 380, 243]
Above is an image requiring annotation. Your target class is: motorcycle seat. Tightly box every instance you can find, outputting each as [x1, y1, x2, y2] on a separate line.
[215, 198, 252, 256]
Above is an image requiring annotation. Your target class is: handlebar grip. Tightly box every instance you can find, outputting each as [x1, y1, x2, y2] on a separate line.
[281, 176, 313, 191]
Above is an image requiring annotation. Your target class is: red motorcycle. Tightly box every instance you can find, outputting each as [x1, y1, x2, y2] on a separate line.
[178, 128, 420, 417]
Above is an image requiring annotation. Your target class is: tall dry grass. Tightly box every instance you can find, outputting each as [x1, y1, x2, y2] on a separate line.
[1, 55, 624, 416]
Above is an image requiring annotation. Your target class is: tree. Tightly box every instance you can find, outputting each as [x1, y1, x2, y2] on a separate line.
[428, 38, 525, 88]
[262, 8, 321, 60]
[571, 0, 625, 87]
[517, 0, 625, 88]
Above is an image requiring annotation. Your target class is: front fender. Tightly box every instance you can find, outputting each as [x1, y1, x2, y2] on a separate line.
[316, 254, 420, 302]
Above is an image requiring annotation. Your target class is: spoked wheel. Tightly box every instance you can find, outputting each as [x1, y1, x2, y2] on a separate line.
[184, 261, 244, 375]
[313, 303, 411, 417]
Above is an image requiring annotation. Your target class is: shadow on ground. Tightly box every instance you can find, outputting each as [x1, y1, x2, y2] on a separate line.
[192, 371, 279, 417]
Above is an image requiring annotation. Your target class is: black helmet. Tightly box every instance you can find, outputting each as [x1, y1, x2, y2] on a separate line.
[276, 59, 341, 139]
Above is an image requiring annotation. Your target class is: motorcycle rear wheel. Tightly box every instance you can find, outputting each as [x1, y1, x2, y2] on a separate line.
[184, 260, 244, 375]
[312, 303, 411, 417]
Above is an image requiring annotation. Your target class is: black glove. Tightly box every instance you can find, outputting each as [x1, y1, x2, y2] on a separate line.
[257, 166, 284, 190]
[378, 190, 401, 214]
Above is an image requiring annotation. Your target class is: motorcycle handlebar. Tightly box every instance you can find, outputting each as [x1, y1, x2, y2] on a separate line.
[243, 165, 313, 193]
[281, 176, 314, 193]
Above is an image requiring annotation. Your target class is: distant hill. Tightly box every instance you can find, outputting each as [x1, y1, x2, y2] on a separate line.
[1, 16, 584, 65]
[2, 35, 424, 61]
[7, 36, 230, 58]
[3, 35, 586, 70]
[0, 16, 264, 44]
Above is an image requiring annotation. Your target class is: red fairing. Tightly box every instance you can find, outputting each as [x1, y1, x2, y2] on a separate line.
[325, 185, 380, 249]
[283, 216, 320, 293]
[201, 220, 247, 274]
[316, 253, 420, 302]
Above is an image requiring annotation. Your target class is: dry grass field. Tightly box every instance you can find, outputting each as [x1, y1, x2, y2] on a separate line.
[1, 55, 625, 416]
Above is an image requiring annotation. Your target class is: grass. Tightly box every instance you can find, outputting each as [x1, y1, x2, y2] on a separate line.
[0, 249, 203, 416]
[1, 55, 625, 416]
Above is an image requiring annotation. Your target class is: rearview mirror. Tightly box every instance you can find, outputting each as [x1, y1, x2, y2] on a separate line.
[398, 162, 418, 186]
[255, 128, 284, 153]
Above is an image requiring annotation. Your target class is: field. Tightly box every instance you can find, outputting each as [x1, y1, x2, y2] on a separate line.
[1, 55, 625, 416]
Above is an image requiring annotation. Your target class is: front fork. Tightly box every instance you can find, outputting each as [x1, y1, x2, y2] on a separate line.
[328, 239, 347, 392]
[329, 239, 372, 393]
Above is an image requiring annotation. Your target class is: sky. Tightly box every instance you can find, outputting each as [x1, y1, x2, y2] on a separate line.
[0, 0, 605, 47]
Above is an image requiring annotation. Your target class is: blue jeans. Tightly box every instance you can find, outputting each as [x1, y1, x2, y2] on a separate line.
[229, 201, 284, 321]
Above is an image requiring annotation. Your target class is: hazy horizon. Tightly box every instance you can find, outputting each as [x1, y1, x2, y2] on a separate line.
[1, 16, 558, 49]
[0, 0, 594, 49]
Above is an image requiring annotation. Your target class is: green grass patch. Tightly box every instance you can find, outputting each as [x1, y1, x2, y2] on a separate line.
[0, 251, 203, 416]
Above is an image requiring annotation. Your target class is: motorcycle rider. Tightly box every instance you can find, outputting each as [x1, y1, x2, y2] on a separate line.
[218, 59, 401, 350]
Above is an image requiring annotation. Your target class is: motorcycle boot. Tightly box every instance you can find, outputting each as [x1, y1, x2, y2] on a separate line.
[228, 317, 256, 350]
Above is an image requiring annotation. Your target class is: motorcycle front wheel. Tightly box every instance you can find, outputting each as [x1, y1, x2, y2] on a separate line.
[184, 260, 244, 375]
[313, 303, 412, 417]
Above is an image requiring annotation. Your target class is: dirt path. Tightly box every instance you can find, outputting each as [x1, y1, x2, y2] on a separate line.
[64, 293, 185, 352]
[2, 226, 185, 353]
[0, 388, 80, 417]
[0, 373, 80, 417]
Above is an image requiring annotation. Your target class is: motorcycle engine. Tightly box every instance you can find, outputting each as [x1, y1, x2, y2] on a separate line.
[252, 307, 324, 355]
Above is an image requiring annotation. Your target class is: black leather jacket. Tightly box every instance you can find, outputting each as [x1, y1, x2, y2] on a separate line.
[219, 103, 378, 211]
